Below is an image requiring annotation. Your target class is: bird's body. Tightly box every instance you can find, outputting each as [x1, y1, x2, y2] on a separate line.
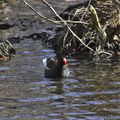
[43, 55, 70, 78]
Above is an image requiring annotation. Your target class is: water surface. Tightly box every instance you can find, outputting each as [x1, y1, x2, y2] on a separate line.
[0, 0, 120, 120]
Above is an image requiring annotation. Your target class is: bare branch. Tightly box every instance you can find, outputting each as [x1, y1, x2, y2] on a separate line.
[42, 0, 94, 52]
[21, 0, 58, 24]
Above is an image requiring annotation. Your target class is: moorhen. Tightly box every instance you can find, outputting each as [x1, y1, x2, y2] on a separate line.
[43, 54, 70, 78]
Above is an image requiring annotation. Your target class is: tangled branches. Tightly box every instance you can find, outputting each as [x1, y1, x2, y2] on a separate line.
[22, 0, 120, 59]
[0, 40, 15, 61]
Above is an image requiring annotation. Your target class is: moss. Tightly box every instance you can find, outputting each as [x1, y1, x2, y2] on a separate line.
[0, 0, 4, 4]
[0, 0, 5, 8]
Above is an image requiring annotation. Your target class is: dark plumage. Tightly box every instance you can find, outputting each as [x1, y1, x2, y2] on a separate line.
[43, 54, 70, 78]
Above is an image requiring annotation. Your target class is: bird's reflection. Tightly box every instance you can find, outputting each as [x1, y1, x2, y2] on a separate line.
[48, 78, 64, 95]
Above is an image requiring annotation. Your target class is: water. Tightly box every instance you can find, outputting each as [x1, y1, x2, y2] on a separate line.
[0, 0, 120, 120]
[0, 39, 119, 120]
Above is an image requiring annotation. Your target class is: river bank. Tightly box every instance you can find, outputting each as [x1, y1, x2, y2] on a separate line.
[0, 0, 120, 60]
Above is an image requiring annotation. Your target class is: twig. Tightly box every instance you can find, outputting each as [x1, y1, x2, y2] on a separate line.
[0, 40, 13, 57]
[21, 0, 58, 24]
[21, 0, 88, 25]
[42, 0, 94, 52]
[89, 5, 107, 45]
[63, 30, 69, 46]
[94, 50, 112, 56]
[56, 20, 88, 24]
[80, 0, 92, 22]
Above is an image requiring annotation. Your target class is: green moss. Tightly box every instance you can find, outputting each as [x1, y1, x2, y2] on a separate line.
[0, 0, 4, 9]
[0, 0, 4, 4]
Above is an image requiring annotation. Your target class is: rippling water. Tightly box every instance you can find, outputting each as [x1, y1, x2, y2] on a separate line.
[0, 39, 119, 120]
[0, 0, 120, 119]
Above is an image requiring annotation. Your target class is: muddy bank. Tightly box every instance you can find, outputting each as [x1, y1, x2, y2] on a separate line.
[47, 0, 120, 59]
[0, 0, 120, 60]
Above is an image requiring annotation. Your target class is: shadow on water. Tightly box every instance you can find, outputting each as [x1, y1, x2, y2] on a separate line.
[0, 0, 120, 120]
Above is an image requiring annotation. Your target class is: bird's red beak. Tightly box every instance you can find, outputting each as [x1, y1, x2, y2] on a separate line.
[63, 58, 68, 65]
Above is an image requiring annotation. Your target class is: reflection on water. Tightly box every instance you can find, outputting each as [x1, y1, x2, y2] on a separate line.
[0, 39, 119, 120]
[0, 0, 120, 119]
